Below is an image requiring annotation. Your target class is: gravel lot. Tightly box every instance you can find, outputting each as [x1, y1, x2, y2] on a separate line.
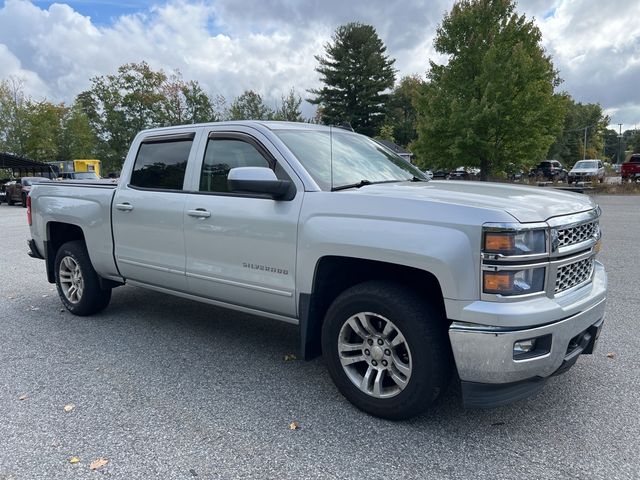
[0, 195, 638, 479]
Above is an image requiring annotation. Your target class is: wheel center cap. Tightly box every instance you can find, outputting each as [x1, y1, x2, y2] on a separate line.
[371, 345, 384, 361]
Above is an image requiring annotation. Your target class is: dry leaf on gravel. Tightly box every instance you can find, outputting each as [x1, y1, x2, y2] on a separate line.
[89, 458, 108, 470]
[288, 421, 300, 430]
[63, 404, 75, 413]
[18, 394, 27, 401]
[283, 353, 297, 361]
[606, 352, 615, 358]
[69, 456, 80, 464]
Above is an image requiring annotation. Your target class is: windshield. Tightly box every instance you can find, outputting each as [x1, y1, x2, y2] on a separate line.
[275, 129, 426, 190]
[574, 161, 597, 169]
[74, 172, 99, 180]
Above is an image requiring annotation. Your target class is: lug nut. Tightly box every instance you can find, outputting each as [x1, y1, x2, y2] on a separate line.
[384, 349, 391, 356]
[382, 360, 388, 367]
[364, 349, 370, 356]
[367, 339, 374, 346]
[371, 360, 378, 366]
[377, 339, 384, 346]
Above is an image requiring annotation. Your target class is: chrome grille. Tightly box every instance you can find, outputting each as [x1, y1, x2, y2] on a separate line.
[555, 257, 594, 293]
[557, 220, 598, 248]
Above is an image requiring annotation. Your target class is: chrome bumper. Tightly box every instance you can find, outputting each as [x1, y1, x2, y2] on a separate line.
[449, 262, 607, 385]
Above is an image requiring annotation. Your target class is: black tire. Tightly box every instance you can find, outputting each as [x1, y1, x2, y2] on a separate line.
[21, 193, 27, 208]
[321, 281, 452, 420]
[54, 240, 112, 316]
[7, 195, 14, 206]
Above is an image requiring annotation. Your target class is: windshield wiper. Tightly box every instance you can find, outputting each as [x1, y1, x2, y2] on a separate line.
[331, 179, 373, 191]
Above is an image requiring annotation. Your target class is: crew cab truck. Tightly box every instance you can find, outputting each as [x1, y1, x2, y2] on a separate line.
[27, 121, 607, 419]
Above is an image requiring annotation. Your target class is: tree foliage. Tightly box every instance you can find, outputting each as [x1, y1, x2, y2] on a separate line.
[413, 0, 565, 179]
[228, 90, 273, 120]
[309, 22, 396, 137]
[546, 97, 609, 166]
[273, 88, 303, 122]
[385, 75, 424, 148]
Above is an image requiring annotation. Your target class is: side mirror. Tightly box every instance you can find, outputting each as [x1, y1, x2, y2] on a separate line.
[227, 167, 293, 200]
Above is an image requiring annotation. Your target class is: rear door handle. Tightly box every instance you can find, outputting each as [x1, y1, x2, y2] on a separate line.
[115, 203, 134, 211]
[187, 208, 211, 218]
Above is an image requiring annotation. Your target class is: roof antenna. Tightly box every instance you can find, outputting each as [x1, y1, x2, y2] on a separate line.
[330, 124, 333, 191]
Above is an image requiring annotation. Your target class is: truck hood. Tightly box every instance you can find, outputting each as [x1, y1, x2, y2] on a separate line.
[351, 180, 596, 223]
[570, 168, 597, 174]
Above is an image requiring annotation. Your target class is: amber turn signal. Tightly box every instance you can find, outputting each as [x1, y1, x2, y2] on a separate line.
[483, 271, 514, 294]
[484, 232, 515, 254]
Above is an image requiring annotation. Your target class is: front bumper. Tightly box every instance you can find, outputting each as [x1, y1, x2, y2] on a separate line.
[448, 262, 607, 406]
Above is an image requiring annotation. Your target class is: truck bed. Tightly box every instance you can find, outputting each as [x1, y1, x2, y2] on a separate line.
[29, 181, 121, 282]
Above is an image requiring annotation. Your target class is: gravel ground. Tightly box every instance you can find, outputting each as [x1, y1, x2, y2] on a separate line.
[0, 195, 638, 479]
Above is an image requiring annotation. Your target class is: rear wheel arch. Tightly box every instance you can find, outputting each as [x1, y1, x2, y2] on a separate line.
[45, 222, 87, 283]
[299, 256, 448, 360]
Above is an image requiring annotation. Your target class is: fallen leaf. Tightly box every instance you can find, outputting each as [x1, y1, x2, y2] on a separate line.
[283, 353, 297, 361]
[19, 394, 27, 401]
[89, 458, 108, 470]
[69, 456, 80, 464]
[63, 403, 76, 413]
[606, 352, 615, 359]
[288, 421, 300, 430]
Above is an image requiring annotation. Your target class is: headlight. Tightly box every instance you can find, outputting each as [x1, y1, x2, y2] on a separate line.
[483, 228, 546, 256]
[483, 267, 546, 296]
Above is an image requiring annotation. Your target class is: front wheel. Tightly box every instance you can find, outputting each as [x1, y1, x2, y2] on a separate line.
[55, 241, 112, 316]
[322, 281, 452, 420]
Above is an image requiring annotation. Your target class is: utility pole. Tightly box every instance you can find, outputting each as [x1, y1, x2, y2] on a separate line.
[618, 123, 623, 164]
[583, 126, 588, 160]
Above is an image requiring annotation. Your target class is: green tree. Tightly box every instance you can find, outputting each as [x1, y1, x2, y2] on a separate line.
[228, 90, 273, 120]
[273, 88, 303, 122]
[0, 77, 28, 155]
[309, 22, 396, 137]
[22, 101, 67, 162]
[413, 0, 565, 179]
[77, 62, 215, 171]
[376, 124, 396, 142]
[385, 75, 424, 147]
[59, 103, 96, 160]
[547, 97, 609, 166]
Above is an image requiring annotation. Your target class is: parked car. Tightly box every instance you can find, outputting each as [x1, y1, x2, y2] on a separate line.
[423, 169, 434, 180]
[5, 177, 53, 207]
[530, 160, 568, 182]
[621, 154, 640, 181]
[568, 159, 605, 184]
[449, 166, 480, 180]
[431, 169, 450, 180]
[28, 121, 607, 419]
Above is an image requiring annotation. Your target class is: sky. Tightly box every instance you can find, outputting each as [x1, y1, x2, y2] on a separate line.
[1, 0, 639, 131]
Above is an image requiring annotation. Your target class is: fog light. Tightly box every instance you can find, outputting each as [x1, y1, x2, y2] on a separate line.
[514, 339, 536, 355]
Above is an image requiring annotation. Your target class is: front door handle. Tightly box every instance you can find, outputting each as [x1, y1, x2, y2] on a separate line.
[187, 208, 211, 218]
[115, 202, 134, 212]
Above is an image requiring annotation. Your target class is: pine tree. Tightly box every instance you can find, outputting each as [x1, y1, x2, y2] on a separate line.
[309, 22, 396, 137]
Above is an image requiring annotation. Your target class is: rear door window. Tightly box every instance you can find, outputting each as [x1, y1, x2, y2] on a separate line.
[130, 135, 194, 190]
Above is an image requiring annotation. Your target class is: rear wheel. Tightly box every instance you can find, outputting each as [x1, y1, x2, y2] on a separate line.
[7, 194, 14, 206]
[21, 193, 27, 208]
[322, 281, 452, 420]
[55, 241, 111, 316]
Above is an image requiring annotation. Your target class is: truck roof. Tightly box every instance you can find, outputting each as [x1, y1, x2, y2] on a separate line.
[137, 121, 345, 135]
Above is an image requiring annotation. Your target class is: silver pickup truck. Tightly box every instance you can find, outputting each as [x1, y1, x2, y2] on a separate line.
[27, 121, 607, 419]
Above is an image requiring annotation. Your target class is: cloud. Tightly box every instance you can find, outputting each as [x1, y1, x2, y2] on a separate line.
[0, 0, 638, 128]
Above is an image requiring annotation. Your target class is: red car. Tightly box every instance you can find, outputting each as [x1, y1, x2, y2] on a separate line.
[3, 177, 53, 207]
[621, 154, 640, 181]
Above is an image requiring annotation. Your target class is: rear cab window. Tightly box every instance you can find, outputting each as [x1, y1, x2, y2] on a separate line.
[130, 133, 195, 190]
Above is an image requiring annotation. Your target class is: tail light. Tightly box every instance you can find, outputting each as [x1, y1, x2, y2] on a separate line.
[26, 195, 32, 226]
